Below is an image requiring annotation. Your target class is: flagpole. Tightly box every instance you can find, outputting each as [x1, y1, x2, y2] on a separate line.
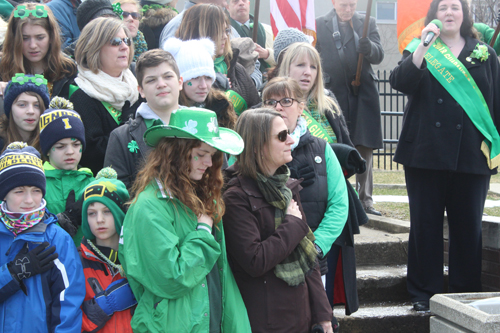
[252, 0, 260, 42]
[351, 0, 373, 95]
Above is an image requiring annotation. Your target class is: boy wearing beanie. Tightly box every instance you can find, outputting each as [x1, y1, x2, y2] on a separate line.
[39, 97, 94, 246]
[80, 167, 136, 333]
[104, 49, 183, 189]
[0, 142, 85, 332]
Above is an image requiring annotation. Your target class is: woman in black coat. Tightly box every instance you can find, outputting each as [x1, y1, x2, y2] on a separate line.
[71, 18, 142, 175]
[389, 0, 500, 312]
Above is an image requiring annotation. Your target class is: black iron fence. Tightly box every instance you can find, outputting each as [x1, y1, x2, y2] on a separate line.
[373, 70, 406, 170]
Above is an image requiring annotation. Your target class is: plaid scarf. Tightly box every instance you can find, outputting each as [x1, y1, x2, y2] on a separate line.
[256, 166, 318, 286]
[0, 200, 46, 236]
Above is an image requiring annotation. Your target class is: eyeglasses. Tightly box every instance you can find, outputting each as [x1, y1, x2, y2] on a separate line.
[123, 11, 141, 20]
[110, 37, 132, 47]
[14, 5, 48, 19]
[263, 97, 297, 108]
[275, 129, 290, 142]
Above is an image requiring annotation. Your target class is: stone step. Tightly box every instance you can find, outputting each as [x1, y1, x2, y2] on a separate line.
[357, 265, 409, 304]
[335, 303, 431, 333]
[355, 226, 408, 266]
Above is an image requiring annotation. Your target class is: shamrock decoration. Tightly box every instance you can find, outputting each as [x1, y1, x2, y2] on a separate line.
[112, 3, 123, 19]
[468, 43, 489, 64]
[128, 140, 139, 153]
[207, 117, 218, 133]
[183, 120, 198, 134]
[99, 181, 117, 192]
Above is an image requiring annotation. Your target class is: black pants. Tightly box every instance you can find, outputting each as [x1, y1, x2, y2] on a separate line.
[405, 167, 490, 302]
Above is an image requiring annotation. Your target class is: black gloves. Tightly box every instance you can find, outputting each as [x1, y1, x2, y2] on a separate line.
[289, 163, 316, 188]
[357, 37, 372, 56]
[8, 242, 58, 283]
[349, 149, 367, 175]
[57, 190, 83, 237]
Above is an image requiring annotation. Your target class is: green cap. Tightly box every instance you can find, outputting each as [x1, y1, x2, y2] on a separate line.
[143, 107, 244, 155]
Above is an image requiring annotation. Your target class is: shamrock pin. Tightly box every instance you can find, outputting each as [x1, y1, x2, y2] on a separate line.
[470, 43, 489, 63]
[128, 140, 139, 153]
[112, 3, 123, 19]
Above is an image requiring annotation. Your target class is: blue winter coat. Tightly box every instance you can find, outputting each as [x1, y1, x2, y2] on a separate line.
[47, 0, 80, 48]
[0, 212, 85, 332]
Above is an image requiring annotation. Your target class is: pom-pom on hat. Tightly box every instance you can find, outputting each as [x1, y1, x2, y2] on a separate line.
[76, 0, 118, 31]
[162, 38, 216, 83]
[4, 74, 50, 119]
[81, 167, 130, 241]
[144, 107, 244, 155]
[39, 97, 86, 156]
[273, 28, 311, 63]
[0, 142, 45, 200]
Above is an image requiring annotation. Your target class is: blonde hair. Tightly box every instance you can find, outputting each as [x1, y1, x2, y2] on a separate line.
[278, 42, 341, 116]
[75, 17, 134, 74]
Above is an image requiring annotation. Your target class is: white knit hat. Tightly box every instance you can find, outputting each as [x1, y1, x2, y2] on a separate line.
[162, 38, 216, 83]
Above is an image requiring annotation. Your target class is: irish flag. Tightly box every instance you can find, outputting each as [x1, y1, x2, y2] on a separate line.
[397, 0, 433, 53]
[270, 0, 316, 45]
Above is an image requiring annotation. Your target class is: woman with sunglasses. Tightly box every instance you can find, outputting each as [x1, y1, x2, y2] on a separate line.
[113, 0, 147, 61]
[0, 3, 77, 100]
[223, 108, 334, 333]
[71, 17, 141, 175]
[175, 4, 260, 116]
[263, 77, 367, 322]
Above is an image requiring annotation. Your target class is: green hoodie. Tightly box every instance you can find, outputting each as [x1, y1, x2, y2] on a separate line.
[44, 161, 94, 245]
[120, 182, 252, 333]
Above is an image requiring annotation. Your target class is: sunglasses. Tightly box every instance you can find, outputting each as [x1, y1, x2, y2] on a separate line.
[275, 129, 290, 142]
[14, 5, 48, 19]
[123, 11, 141, 20]
[110, 37, 132, 47]
[263, 97, 297, 108]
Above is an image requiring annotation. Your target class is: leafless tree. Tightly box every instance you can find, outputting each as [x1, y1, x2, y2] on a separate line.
[470, 0, 499, 26]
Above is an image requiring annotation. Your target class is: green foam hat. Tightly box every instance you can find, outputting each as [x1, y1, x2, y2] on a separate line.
[144, 107, 244, 155]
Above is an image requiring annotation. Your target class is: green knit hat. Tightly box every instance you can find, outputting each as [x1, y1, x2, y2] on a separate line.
[81, 167, 129, 241]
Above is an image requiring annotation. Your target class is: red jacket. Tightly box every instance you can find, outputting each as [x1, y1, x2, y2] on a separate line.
[80, 238, 134, 333]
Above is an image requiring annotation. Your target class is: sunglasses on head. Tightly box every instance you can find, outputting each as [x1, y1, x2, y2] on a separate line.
[263, 97, 297, 108]
[110, 37, 132, 47]
[276, 129, 290, 142]
[14, 5, 48, 19]
[123, 11, 141, 20]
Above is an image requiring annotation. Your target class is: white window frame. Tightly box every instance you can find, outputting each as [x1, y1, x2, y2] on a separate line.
[376, 1, 397, 24]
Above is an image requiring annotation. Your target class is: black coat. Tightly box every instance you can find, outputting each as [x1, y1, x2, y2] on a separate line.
[390, 36, 500, 175]
[70, 89, 143, 175]
[316, 9, 383, 149]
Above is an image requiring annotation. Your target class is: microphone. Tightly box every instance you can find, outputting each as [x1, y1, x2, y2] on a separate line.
[423, 19, 443, 46]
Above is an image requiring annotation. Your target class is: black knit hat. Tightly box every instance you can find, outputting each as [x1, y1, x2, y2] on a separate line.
[76, 0, 118, 31]
[0, 142, 46, 200]
[3, 74, 50, 119]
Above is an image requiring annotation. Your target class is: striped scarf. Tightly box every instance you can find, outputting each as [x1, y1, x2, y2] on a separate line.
[256, 166, 317, 286]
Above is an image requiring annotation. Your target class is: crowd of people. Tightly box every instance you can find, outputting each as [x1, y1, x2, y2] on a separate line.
[0, 0, 498, 331]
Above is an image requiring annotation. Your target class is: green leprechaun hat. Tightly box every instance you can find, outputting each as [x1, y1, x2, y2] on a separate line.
[143, 107, 244, 155]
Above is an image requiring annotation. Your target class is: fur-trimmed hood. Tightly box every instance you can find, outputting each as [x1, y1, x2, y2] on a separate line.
[141, 7, 177, 29]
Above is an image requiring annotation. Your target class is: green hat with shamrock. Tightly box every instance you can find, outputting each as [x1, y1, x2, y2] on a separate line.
[143, 107, 244, 155]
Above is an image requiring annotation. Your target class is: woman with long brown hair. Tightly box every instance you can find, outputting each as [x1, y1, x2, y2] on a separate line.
[0, 3, 77, 99]
[119, 108, 251, 332]
[175, 3, 260, 115]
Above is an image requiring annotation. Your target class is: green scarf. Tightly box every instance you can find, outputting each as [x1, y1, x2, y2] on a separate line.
[214, 56, 228, 75]
[406, 38, 500, 169]
[256, 165, 318, 286]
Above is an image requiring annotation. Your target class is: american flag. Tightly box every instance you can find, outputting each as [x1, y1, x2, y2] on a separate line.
[270, 0, 316, 45]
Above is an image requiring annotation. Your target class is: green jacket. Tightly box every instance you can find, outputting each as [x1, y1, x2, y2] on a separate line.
[474, 23, 500, 55]
[119, 182, 251, 333]
[43, 161, 94, 246]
